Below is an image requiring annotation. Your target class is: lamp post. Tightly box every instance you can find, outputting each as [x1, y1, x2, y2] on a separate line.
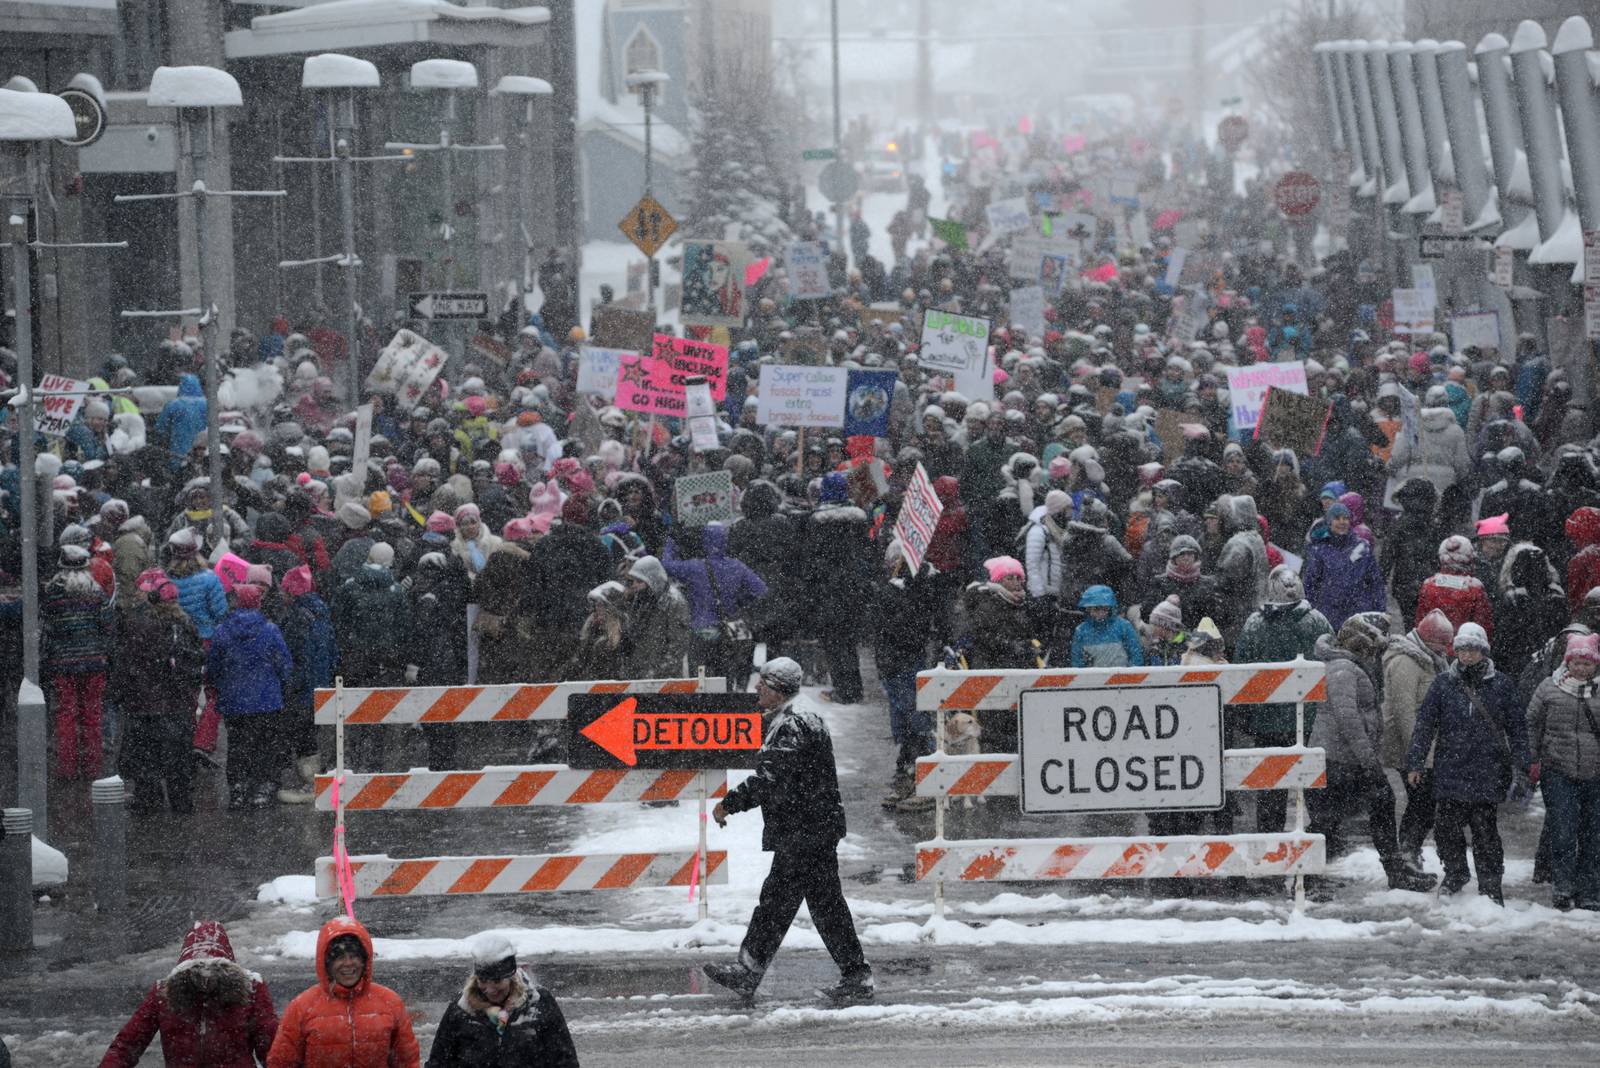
[490, 75, 553, 312]
[625, 69, 669, 321]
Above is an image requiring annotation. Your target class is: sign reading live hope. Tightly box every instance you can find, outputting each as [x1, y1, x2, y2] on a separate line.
[1224, 360, 1308, 430]
[613, 335, 729, 416]
[34, 374, 91, 437]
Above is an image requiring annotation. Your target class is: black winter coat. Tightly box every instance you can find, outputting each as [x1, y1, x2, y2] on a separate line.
[525, 523, 614, 634]
[800, 504, 872, 637]
[871, 564, 938, 676]
[424, 981, 578, 1068]
[722, 701, 847, 852]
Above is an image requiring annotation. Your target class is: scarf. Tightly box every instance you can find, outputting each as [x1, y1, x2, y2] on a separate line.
[1554, 666, 1600, 699]
[982, 580, 1026, 606]
[1164, 556, 1201, 582]
[1041, 512, 1068, 545]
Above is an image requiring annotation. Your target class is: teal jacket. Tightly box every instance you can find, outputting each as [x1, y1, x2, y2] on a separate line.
[1070, 615, 1145, 668]
[1235, 599, 1332, 737]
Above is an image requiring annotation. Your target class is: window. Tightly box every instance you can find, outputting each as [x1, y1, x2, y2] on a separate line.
[624, 24, 663, 79]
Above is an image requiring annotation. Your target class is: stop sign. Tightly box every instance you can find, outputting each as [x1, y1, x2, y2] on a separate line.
[1275, 171, 1322, 218]
[1217, 115, 1249, 153]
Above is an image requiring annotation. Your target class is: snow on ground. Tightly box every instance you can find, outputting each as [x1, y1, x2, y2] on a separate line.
[32, 835, 67, 887]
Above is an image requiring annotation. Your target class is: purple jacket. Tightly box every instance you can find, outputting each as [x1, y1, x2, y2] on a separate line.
[1303, 529, 1385, 629]
[661, 524, 768, 631]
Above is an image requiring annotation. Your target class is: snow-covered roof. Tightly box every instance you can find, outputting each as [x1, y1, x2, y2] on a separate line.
[147, 65, 243, 108]
[0, 87, 77, 141]
[302, 53, 381, 90]
[227, 0, 549, 60]
[575, 0, 686, 160]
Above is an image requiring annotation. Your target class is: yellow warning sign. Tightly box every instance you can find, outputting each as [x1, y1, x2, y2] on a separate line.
[619, 195, 677, 257]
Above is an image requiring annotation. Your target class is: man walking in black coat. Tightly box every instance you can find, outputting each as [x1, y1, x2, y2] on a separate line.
[705, 658, 874, 1002]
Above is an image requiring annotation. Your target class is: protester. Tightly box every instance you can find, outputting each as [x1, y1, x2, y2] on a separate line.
[42, 544, 112, 780]
[207, 582, 293, 809]
[115, 569, 207, 813]
[423, 934, 578, 1067]
[267, 917, 419, 1068]
[1525, 633, 1600, 911]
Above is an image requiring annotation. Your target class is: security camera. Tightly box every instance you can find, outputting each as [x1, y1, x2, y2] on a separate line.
[145, 126, 160, 143]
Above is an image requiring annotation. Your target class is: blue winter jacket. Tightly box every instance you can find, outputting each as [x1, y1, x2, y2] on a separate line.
[172, 568, 229, 639]
[154, 374, 208, 466]
[661, 524, 768, 632]
[206, 608, 292, 715]
[281, 593, 335, 708]
[1406, 660, 1530, 803]
[1070, 615, 1145, 668]
[1302, 529, 1385, 630]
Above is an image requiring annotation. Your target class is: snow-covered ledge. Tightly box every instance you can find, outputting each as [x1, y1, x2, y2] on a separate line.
[226, 0, 551, 60]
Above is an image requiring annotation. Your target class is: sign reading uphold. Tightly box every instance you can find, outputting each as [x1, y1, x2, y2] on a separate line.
[1018, 685, 1223, 815]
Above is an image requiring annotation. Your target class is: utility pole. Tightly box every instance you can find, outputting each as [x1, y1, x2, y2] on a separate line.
[830, 0, 846, 265]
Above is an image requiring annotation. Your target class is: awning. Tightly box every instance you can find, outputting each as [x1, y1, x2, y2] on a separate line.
[225, 0, 550, 60]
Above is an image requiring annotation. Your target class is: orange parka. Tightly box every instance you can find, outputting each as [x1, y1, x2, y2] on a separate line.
[266, 917, 420, 1068]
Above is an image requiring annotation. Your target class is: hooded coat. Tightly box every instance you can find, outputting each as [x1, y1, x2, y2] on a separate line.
[1493, 542, 1568, 678]
[1527, 671, 1600, 784]
[100, 921, 279, 1068]
[1388, 405, 1472, 493]
[726, 480, 798, 631]
[154, 374, 208, 467]
[423, 969, 577, 1068]
[1022, 503, 1066, 600]
[1382, 479, 1441, 622]
[623, 555, 692, 678]
[798, 502, 871, 637]
[333, 565, 412, 680]
[1566, 505, 1600, 615]
[1380, 631, 1444, 769]
[267, 917, 419, 1068]
[1236, 599, 1333, 738]
[207, 608, 292, 715]
[662, 524, 768, 632]
[474, 543, 537, 684]
[1407, 659, 1530, 803]
[922, 475, 970, 577]
[1309, 634, 1382, 771]
[1302, 527, 1385, 630]
[1214, 494, 1269, 637]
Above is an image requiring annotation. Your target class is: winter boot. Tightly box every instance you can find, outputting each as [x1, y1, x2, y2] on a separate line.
[1478, 882, 1504, 906]
[296, 755, 320, 785]
[1383, 860, 1438, 893]
[704, 962, 761, 996]
[895, 793, 935, 813]
[251, 782, 276, 808]
[819, 970, 875, 1004]
[277, 783, 315, 804]
[1553, 894, 1575, 912]
[1439, 870, 1471, 896]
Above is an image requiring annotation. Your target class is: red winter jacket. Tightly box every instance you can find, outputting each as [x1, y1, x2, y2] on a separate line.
[267, 916, 420, 1068]
[1415, 569, 1495, 640]
[100, 921, 279, 1068]
[922, 476, 967, 574]
[1565, 506, 1600, 614]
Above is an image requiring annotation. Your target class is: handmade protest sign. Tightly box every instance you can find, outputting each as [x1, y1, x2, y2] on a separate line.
[843, 370, 896, 438]
[365, 329, 447, 408]
[891, 463, 944, 573]
[1450, 312, 1500, 352]
[755, 364, 848, 428]
[1256, 386, 1332, 457]
[1224, 360, 1308, 431]
[674, 469, 735, 527]
[34, 374, 90, 437]
[785, 241, 831, 300]
[650, 334, 728, 400]
[576, 347, 628, 398]
[919, 309, 992, 401]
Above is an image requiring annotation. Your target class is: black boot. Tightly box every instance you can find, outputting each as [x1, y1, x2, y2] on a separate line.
[228, 784, 250, 810]
[1383, 860, 1438, 893]
[1479, 882, 1504, 906]
[1439, 870, 1470, 896]
[819, 969, 875, 1004]
[704, 962, 761, 996]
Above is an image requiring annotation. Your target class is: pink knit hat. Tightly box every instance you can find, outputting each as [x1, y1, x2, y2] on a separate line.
[1476, 513, 1511, 538]
[281, 564, 315, 598]
[214, 552, 250, 593]
[1437, 535, 1475, 569]
[233, 584, 263, 610]
[1047, 455, 1073, 479]
[1565, 632, 1600, 664]
[984, 556, 1025, 582]
[427, 510, 456, 534]
[503, 517, 535, 542]
[1416, 609, 1454, 646]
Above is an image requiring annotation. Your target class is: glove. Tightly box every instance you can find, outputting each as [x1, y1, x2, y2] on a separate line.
[1509, 769, 1532, 803]
[1528, 762, 1541, 786]
[404, 664, 419, 684]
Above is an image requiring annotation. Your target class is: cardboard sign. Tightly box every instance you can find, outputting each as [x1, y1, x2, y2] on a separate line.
[1256, 386, 1331, 457]
[919, 309, 992, 402]
[577, 346, 628, 398]
[1224, 360, 1308, 430]
[843, 369, 896, 438]
[365, 328, 447, 408]
[891, 462, 944, 573]
[785, 241, 832, 301]
[1585, 230, 1600, 287]
[673, 469, 735, 527]
[34, 374, 91, 438]
[756, 364, 848, 428]
[985, 196, 1032, 237]
[680, 240, 747, 327]
[352, 403, 374, 474]
[650, 334, 729, 401]
[1163, 248, 1189, 290]
[1493, 245, 1515, 288]
[1008, 285, 1046, 339]
[1450, 312, 1501, 353]
[567, 692, 762, 769]
[1153, 409, 1189, 462]
[592, 305, 654, 353]
[1391, 287, 1435, 335]
[861, 303, 904, 326]
[684, 378, 719, 452]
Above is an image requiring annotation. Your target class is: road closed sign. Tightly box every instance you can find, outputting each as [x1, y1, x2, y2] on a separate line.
[1018, 685, 1223, 815]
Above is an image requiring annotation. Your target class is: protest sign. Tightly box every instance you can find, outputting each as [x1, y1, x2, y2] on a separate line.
[674, 469, 735, 527]
[930, 218, 968, 250]
[592, 305, 654, 353]
[614, 355, 685, 416]
[1153, 410, 1190, 462]
[1128, 209, 1151, 249]
[684, 376, 720, 452]
[680, 240, 747, 327]
[1224, 360, 1308, 430]
[985, 197, 1031, 237]
[785, 241, 831, 301]
[843, 370, 897, 438]
[1450, 312, 1500, 353]
[1008, 285, 1046, 339]
[1040, 251, 1077, 295]
[861, 303, 904, 326]
[781, 332, 829, 365]
[577, 346, 628, 399]
[352, 403, 374, 474]
[366, 329, 447, 408]
[919, 309, 992, 401]
[1391, 287, 1434, 335]
[891, 463, 944, 573]
[650, 333, 729, 400]
[1493, 245, 1515, 289]
[1257, 386, 1331, 456]
[1164, 248, 1189, 290]
[1410, 263, 1436, 308]
[755, 365, 848, 428]
[34, 374, 91, 438]
[1055, 212, 1097, 241]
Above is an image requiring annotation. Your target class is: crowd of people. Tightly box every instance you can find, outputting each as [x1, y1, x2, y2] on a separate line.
[2, 117, 1599, 933]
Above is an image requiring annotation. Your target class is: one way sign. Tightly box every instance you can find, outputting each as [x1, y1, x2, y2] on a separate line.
[409, 291, 489, 320]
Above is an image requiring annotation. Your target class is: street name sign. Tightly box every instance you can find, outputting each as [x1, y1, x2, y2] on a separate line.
[1018, 685, 1223, 814]
[567, 693, 763, 769]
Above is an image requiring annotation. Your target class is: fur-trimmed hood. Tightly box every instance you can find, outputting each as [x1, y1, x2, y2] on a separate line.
[458, 968, 540, 1018]
[811, 503, 868, 524]
[161, 921, 257, 1017]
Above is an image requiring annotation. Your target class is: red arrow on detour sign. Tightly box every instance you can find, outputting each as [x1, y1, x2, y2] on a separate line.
[576, 696, 763, 767]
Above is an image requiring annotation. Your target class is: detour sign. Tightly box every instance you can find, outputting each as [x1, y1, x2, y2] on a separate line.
[566, 692, 763, 770]
[1018, 685, 1223, 815]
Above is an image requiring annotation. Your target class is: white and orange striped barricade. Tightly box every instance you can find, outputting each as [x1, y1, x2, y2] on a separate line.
[314, 765, 729, 811]
[315, 848, 729, 899]
[914, 660, 1327, 916]
[315, 675, 731, 917]
[312, 676, 726, 725]
[913, 747, 1327, 799]
[914, 833, 1323, 882]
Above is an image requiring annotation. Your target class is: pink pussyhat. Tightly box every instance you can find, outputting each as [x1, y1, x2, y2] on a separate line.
[983, 555, 1025, 582]
[1475, 512, 1511, 538]
[1565, 632, 1600, 664]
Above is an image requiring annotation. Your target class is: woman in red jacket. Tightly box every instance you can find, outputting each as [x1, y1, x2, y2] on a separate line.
[268, 917, 420, 1068]
[1415, 535, 1495, 640]
[100, 920, 278, 1067]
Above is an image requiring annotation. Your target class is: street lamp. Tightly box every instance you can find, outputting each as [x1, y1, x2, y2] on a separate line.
[490, 75, 553, 304]
[625, 68, 669, 319]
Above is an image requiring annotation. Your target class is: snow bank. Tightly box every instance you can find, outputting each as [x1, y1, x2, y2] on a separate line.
[257, 875, 318, 906]
[32, 835, 67, 887]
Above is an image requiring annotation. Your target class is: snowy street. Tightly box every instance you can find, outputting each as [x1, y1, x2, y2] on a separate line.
[6, 664, 1599, 1064]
